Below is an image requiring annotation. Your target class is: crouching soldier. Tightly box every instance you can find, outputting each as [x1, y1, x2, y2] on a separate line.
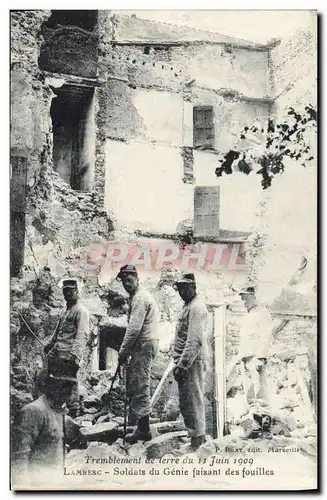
[117, 265, 159, 443]
[172, 273, 209, 451]
[12, 370, 85, 486]
[44, 278, 90, 418]
[238, 286, 273, 439]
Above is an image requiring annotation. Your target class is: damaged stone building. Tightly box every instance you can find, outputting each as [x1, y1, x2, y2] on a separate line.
[10, 10, 317, 443]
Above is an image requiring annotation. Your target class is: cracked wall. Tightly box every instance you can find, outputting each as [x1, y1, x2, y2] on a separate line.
[10, 10, 113, 421]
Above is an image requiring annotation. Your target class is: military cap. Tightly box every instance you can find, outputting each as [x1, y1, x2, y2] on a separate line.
[175, 273, 196, 284]
[116, 264, 138, 280]
[62, 279, 78, 289]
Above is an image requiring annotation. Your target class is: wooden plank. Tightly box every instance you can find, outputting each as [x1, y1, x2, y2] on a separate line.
[150, 359, 174, 409]
[213, 305, 227, 439]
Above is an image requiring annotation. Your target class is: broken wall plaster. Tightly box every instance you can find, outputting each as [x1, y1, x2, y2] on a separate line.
[39, 26, 99, 78]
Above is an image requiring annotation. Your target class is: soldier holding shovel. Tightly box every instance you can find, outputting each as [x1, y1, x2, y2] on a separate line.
[172, 273, 209, 451]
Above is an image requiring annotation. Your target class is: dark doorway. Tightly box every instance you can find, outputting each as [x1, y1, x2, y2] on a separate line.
[50, 85, 95, 191]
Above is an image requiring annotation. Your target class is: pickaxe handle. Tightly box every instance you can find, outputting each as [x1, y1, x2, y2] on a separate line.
[150, 359, 175, 409]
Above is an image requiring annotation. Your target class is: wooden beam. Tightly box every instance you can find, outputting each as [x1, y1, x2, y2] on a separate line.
[213, 305, 227, 440]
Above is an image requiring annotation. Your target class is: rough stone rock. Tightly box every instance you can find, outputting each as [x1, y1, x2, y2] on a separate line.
[74, 413, 96, 426]
[10, 387, 33, 417]
[227, 393, 248, 424]
[95, 413, 115, 425]
[79, 421, 93, 428]
[197, 436, 217, 459]
[112, 416, 124, 425]
[88, 373, 101, 386]
[238, 416, 254, 437]
[151, 420, 185, 434]
[271, 409, 296, 433]
[126, 442, 146, 458]
[271, 422, 291, 437]
[109, 440, 128, 456]
[80, 421, 119, 442]
[83, 407, 99, 414]
[83, 395, 102, 408]
[144, 431, 188, 459]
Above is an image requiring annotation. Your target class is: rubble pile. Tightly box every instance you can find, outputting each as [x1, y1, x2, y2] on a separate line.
[226, 352, 316, 440]
[64, 415, 316, 479]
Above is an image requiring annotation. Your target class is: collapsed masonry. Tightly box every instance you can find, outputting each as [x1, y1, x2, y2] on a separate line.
[10, 10, 316, 456]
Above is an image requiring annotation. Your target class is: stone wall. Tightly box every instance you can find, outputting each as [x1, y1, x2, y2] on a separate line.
[10, 10, 114, 421]
[39, 26, 99, 78]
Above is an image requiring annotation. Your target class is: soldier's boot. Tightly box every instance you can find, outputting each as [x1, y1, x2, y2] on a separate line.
[125, 415, 152, 444]
[246, 413, 263, 439]
[190, 434, 206, 451]
[261, 414, 273, 440]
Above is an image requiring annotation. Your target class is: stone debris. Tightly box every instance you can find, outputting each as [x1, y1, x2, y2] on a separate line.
[150, 420, 185, 435]
[83, 407, 99, 414]
[74, 413, 97, 425]
[93, 413, 114, 425]
[83, 395, 102, 408]
[80, 421, 119, 442]
[126, 441, 147, 458]
[144, 431, 188, 459]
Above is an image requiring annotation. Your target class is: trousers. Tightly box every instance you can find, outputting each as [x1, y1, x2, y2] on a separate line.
[177, 357, 206, 438]
[126, 339, 159, 420]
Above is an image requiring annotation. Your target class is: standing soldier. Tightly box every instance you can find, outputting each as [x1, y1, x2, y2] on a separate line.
[172, 273, 209, 451]
[117, 265, 159, 443]
[237, 286, 273, 439]
[44, 278, 90, 418]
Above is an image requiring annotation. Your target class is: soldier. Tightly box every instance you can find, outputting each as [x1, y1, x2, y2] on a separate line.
[12, 371, 85, 484]
[238, 286, 273, 439]
[117, 265, 159, 443]
[172, 273, 209, 451]
[44, 278, 90, 418]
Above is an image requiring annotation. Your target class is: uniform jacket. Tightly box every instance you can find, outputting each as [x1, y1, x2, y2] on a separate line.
[119, 287, 159, 359]
[13, 395, 82, 468]
[172, 295, 209, 371]
[49, 302, 89, 362]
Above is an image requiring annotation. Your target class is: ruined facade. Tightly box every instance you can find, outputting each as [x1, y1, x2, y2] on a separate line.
[10, 11, 317, 438]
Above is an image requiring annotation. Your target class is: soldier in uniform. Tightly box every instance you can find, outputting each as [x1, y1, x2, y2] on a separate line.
[117, 265, 159, 443]
[44, 278, 90, 418]
[238, 286, 273, 439]
[12, 370, 84, 484]
[172, 273, 209, 451]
